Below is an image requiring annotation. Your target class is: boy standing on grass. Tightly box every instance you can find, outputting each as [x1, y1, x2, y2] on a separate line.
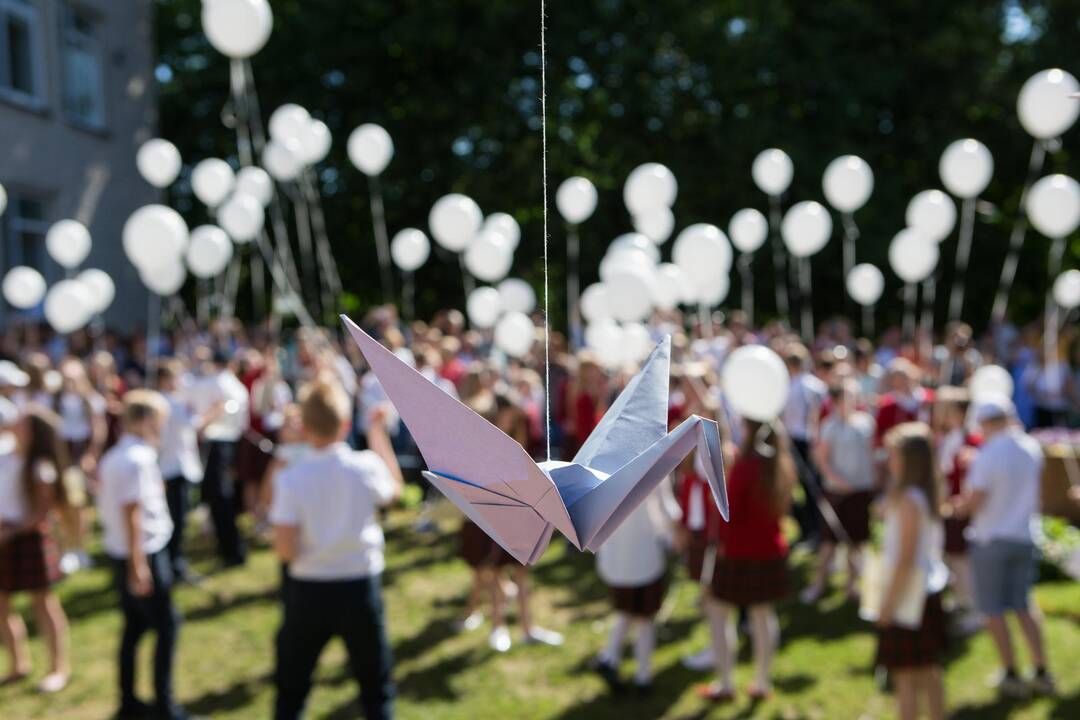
[270, 380, 403, 720]
[97, 390, 193, 720]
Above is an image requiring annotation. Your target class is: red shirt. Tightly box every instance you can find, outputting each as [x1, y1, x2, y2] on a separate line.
[874, 389, 935, 447]
[713, 454, 787, 560]
[947, 432, 983, 496]
[676, 469, 723, 535]
[574, 392, 602, 449]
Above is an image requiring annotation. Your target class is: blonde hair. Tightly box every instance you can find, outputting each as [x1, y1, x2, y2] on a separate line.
[299, 380, 350, 439]
[123, 389, 169, 426]
[885, 422, 940, 519]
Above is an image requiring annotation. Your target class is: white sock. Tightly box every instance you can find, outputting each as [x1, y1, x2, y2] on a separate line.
[633, 620, 656, 684]
[704, 599, 735, 689]
[599, 613, 629, 665]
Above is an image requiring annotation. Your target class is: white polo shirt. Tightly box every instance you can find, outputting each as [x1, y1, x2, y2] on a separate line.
[159, 393, 204, 483]
[269, 443, 396, 581]
[97, 435, 174, 559]
[966, 429, 1043, 545]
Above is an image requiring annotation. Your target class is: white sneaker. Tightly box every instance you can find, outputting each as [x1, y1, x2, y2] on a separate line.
[489, 626, 512, 653]
[799, 585, 824, 605]
[681, 647, 715, 672]
[524, 627, 564, 646]
[59, 552, 80, 576]
[987, 670, 1028, 698]
[453, 612, 484, 633]
[955, 612, 983, 636]
[1029, 670, 1056, 696]
[75, 551, 92, 570]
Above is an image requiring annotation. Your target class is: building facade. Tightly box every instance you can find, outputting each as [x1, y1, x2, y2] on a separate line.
[0, 0, 157, 330]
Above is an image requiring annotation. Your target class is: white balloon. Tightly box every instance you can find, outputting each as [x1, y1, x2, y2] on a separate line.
[141, 261, 187, 296]
[846, 264, 884, 306]
[136, 139, 182, 188]
[76, 269, 115, 314]
[268, 103, 311, 144]
[347, 124, 394, 176]
[585, 319, 624, 369]
[191, 158, 235, 207]
[672, 224, 733, 292]
[466, 287, 502, 329]
[728, 208, 768, 253]
[556, 176, 597, 224]
[0, 183, 6, 216]
[1026, 174, 1080, 239]
[297, 119, 332, 166]
[218, 193, 264, 243]
[651, 263, 686, 311]
[822, 155, 874, 212]
[123, 204, 190, 271]
[939, 139, 993, 199]
[464, 230, 513, 282]
[752, 148, 793, 196]
[605, 267, 654, 322]
[262, 139, 304, 182]
[1052, 269, 1080, 309]
[44, 280, 93, 334]
[202, 0, 272, 59]
[390, 228, 430, 272]
[235, 166, 273, 206]
[494, 312, 535, 358]
[905, 190, 956, 243]
[623, 163, 678, 216]
[483, 213, 521, 251]
[609, 233, 660, 264]
[633, 206, 675, 244]
[969, 365, 1014, 402]
[599, 248, 654, 285]
[185, 225, 233, 278]
[1017, 68, 1080, 140]
[497, 278, 536, 314]
[889, 227, 939, 283]
[45, 219, 92, 269]
[721, 345, 790, 422]
[2, 267, 46, 309]
[429, 194, 482, 252]
[695, 273, 731, 307]
[781, 201, 833, 258]
[580, 283, 611, 323]
[621, 322, 654, 365]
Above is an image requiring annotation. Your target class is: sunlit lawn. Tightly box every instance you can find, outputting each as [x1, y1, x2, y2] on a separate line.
[2, 507, 1078, 719]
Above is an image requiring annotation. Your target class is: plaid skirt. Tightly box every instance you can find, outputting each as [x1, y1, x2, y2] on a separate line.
[685, 530, 710, 582]
[460, 520, 516, 568]
[876, 592, 947, 669]
[710, 555, 789, 606]
[944, 517, 968, 555]
[0, 529, 62, 593]
[821, 490, 874, 545]
[609, 575, 667, 618]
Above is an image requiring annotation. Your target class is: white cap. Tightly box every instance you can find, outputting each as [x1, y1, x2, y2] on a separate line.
[974, 393, 1015, 424]
[0, 360, 28, 388]
[0, 396, 18, 426]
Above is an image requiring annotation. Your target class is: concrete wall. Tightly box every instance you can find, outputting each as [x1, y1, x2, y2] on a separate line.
[0, 0, 158, 332]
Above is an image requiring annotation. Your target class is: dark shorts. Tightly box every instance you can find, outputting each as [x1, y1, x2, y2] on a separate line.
[0, 529, 62, 592]
[710, 555, 789, 606]
[609, 575, 667, 618]
[460, 521, 516, 568]
[821, 490, 873, 545]
[971, 540, 1037, 615]
[876, 592, 947, 669]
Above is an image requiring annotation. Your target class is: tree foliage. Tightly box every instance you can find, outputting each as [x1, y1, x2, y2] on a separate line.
[155, 0, 1078, 332]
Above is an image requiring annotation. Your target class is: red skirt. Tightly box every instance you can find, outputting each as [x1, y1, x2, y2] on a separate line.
[609, 575, 667, 618]
[821, 490, 873, 545]
[944, 517, 968, 555]
[0, 529, 62, 592]
[876, 593, 948, 669]
[459, 521, 516, 568]
[710, 555, 789, 606]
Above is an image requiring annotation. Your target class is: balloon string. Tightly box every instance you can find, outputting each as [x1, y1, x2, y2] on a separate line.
[540, 0, 551, 461]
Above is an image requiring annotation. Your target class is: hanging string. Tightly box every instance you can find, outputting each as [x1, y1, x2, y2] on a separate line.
[540, 0, 551, 461]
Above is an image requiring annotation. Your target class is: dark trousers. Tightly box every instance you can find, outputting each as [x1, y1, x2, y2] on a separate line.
[202, 440, 246, 565]
[112, 550, 180, 714]
[164, 476, 190, 574]
[274, 574, 395, 720]
[791, 438, 821, 544]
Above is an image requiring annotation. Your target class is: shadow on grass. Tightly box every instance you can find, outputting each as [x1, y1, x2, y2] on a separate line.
[184, 672, 271, 716]
[183, 586, 279, 623]
[393, 614, 461, 664]
[395, 647, 485, 702]
[60, 579, 118, 621]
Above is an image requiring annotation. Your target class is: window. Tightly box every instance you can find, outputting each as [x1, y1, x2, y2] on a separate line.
[0, 0, 46, 108]
[1, 191, 50, 275]
[60, 2, 105, 128]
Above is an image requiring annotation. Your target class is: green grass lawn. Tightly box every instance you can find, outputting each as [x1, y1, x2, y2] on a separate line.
[2, 508, 1078, 719]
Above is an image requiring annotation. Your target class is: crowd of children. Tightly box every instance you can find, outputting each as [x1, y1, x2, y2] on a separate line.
[0, 308, 1075, 719]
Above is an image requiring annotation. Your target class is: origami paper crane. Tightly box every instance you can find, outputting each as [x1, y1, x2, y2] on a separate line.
[342, 316, 729, 565]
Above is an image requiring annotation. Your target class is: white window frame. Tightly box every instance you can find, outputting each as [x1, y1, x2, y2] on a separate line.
[0, 0, 47, 110]
[60, 1, 106, 130]
[0, 190, 51, 275]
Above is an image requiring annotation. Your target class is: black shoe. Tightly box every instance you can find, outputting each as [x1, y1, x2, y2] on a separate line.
[632, 679, 653, 696]
[156, 703, 205, 720]
[594, 659, 626, 694]
[116, 700, 154, 719]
